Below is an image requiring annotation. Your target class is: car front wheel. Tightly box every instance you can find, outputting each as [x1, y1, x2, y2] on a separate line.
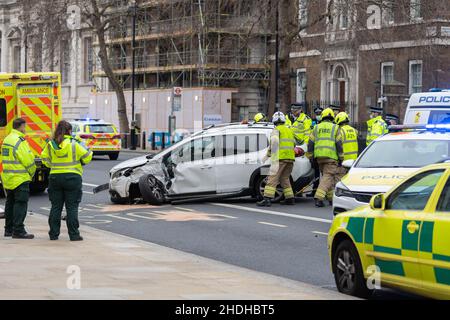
[138, 174, 165, 206]
[333, 239, 373, 299]
[255, 175, 284, 203]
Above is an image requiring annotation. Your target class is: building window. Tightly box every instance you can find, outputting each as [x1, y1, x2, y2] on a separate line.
[238, 106, 249, 122]
[381, 62, 394, 85]
[296, 69, 307, 103]
[410, 0, 422, 20]
[84, 37, 94, 83]
[409, 60, 423, 94]
[298, 0, 308, 27]
[13, 46, 21, 73]
[382, 1, 394, 25]
[33, 42, 42, 72]
[60, 40, 70, 84]
[337, 0, 350, 30]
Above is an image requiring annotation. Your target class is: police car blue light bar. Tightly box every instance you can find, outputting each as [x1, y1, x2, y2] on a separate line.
[389, 124, 450, 131]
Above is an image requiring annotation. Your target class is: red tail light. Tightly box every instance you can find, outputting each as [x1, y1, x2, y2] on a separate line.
[113, 134, 121, 139]
[80, 134, 95, 139]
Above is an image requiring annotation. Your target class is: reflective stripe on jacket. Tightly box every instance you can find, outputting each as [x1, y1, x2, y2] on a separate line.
[290, 113, 312, 145]
[339, 125, 359, 161]
[268, 124, 296, 161]
[41, 135, 93, 176]
[0, 129, 36, 190]
[366, 116, 388, 146]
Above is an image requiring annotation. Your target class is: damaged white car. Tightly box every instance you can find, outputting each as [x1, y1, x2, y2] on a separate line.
[108, 123, 315, 205]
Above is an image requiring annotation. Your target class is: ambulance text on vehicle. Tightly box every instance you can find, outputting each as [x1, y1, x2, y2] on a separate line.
[0, 72, 62, 192]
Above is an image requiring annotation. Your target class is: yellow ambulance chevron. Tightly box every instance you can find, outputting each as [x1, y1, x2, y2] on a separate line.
[0, 72, 62, 192]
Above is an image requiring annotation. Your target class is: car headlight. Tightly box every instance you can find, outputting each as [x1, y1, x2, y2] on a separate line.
[111, 168, 128, 180]
[335, 182, 354, 198]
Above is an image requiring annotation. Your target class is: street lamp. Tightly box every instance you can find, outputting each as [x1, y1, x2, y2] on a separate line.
[129, 0, 138, 150]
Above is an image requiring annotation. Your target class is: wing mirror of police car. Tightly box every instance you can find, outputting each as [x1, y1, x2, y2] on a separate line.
[342, 159, 355, 169]
[370, 193, 385, 210]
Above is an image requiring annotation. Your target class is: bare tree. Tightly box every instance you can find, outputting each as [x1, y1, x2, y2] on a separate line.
[16, 0, 71, 72]
[80, 0, 130, 133]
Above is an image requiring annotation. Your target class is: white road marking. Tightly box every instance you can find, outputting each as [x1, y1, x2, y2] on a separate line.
[174, 207, 196, 212]
[83, 191, 94, 195]
[258, 222, 287, 228]
[211, 203, 332, 224]
[104, 214, 137, 222]
[83, 182, 100, 187]
[312, 231, 329, 236]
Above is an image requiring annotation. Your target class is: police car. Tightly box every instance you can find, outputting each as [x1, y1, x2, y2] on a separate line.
[328, 163, 450, 299]
[404, 89, 450, 125]
[70, 119, 121, 160]
[333, 124, 450, 215]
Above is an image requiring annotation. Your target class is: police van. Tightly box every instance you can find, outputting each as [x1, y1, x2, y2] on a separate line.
[404, 89, 450, 125]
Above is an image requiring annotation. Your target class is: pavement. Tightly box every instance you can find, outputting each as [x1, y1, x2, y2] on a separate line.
[0, 213, 353, 300]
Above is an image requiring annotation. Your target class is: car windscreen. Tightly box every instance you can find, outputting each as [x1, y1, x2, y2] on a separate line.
[87, 124, 115, 133]
[356, 139, 450, 168]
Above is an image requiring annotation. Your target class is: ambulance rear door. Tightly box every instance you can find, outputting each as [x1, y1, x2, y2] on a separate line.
[17, 83, 55, 157]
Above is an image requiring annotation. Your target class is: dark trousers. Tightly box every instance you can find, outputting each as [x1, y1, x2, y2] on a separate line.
[48, 173, 82, 239]
[4, 182, 30, 235]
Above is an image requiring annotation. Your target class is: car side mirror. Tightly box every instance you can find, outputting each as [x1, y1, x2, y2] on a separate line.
[370, 193, 385, 210]
[342, 159, 355, 169]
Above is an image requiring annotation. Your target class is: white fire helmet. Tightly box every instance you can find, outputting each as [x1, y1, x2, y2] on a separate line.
[272, 111, 286, 124]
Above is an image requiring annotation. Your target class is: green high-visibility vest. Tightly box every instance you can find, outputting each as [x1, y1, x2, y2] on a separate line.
[271, 124, 295, 161]
[0, 129, 36, 190]
[313, 121, 339, 160]
[340, 125, 359, 161]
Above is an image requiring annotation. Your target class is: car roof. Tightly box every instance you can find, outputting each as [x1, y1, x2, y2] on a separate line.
[194, 122, 274, 137]
[378, 130, 450, 141]
[70, 119, 113, 125]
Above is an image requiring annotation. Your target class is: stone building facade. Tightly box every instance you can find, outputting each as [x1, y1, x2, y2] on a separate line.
[0, 0, 95, 119]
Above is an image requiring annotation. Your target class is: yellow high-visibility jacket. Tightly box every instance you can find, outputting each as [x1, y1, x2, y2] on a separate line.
[0, 129, 36, 190]
[41, 135, 93, 176]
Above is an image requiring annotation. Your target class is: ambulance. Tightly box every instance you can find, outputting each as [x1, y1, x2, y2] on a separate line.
[404, 89, 450, 125]
[0, 72, 62, 192]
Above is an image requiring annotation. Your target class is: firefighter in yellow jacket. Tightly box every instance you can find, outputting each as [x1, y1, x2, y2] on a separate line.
[335, 112, 359, 180]
[307, 108, 344, 207]
[1, 118, 36, 239]
[41, 120, 92, 241]
[258, 111, 296, 207]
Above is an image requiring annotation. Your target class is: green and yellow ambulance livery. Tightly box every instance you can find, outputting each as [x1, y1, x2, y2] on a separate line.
[328, 163, 450, 299]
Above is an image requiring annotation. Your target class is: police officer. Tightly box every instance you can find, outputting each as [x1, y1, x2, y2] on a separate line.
[330, 104, 341, 117]
[41, 120, 92, 241]
[311, 106, 324, 128]
[253, 113, 267, 123]
[335, 112, 358, 180]
[1, 118, 36, 239]
[307, 108, 344, 207]
[258, 112, 296, 207]
[288, 102, 312, 145]
[366, 106, 388, 146]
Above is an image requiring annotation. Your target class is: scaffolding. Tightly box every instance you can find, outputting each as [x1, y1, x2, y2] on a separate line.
[93, 0, 271, 90]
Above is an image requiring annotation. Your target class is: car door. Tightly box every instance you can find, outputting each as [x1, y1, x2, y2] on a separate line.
[214, 133, 268, 193]
[169, 135, 217, 195]
[419, 171, 450, 299]
[364, 169, 445, 290]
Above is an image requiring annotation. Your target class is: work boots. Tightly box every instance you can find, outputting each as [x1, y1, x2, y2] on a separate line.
[315, 199, 325, 208]
[257, 198, 272, 207]
[281, 198, 295, 206]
